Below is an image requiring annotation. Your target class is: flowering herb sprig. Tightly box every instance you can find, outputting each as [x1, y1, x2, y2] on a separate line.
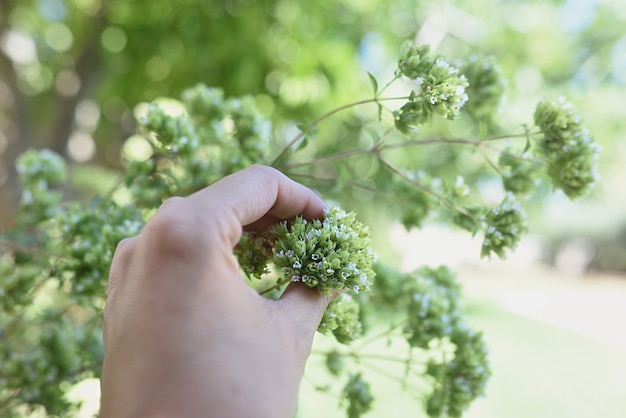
[534, 97, 600, 199]
[425, 325, 490, 418]
[480, 194, 528, 259]
[272, 207, 376, 295]
[343, 373, 374, 418]
[2, 38, 600, 418]
[394, 41, 469, 132]
[236, 207, 376, 296]
[318, 293, 363, 344]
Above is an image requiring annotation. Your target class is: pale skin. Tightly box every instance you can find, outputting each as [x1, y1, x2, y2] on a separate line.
[100, 165, 332, 418]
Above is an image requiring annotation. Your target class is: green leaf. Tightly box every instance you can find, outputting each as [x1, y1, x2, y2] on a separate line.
[294, 123, 319, 152]
[452, 206, 484, 236]
[522, 123, 532, 153]
[367, 72, 378, 96]
[296, 136, 309, 151]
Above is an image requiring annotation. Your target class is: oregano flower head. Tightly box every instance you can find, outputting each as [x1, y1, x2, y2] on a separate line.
[343, 373, 374, 418]
[481, 194, 527, 259]
[273, 207, 376, 295]
[15, 149, 67, 223]
[425, 325, 491, 417]
[534, 96, 600, 199]
[16, 149, 67, 187]
[394, 41, 469, 132]
[459, 55, 506, 122]
[403, 266, 462, 348]
[498, 151, 540, 197]
[318, 293, 363, 344]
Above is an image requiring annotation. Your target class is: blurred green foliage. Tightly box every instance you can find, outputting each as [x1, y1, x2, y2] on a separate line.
[1, 0, 624, 178]
[0, 0, 625, 416]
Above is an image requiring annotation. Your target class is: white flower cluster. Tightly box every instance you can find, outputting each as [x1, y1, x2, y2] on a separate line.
[272, 207, 376, 295]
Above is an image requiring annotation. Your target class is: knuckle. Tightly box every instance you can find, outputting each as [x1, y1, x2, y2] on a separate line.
[141, 197, 203, 259]
[160, 195, 186, 208]
[112, 237, 136, 268]
[245, 164, 279, 181]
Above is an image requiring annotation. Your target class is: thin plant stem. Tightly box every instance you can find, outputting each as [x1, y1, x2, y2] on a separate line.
[377, 156, 478, 220]
[357, 360, 426, 401]
[270, 96, 410, 165]
[354, 321, 405, 349]
[377, 75, 400, 97]
[311, 349, 426, 366]
[258, 278, 290, 295]
[276, 131, 540, 171]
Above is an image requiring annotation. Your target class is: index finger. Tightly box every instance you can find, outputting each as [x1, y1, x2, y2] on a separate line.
[188, 165, 326, 246]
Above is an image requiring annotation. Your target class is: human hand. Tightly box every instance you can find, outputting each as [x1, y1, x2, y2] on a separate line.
[100, 165, 331, 418]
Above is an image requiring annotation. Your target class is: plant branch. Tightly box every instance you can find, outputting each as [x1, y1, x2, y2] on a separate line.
[354, 321, 405, 349]
[269, 96, 410, 165]
[258, 278, 290, 296]
[357, 360, 426, 400]
[277, 131, 540, 171]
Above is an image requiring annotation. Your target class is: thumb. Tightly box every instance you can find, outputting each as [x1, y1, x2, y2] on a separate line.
[277, 283, 333, 341]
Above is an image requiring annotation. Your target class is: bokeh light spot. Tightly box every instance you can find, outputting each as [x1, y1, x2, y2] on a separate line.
[101, 26, 127, 53]
[55, 70, 81, 97]
[0, 30, 37, 65]
[145, 56, 171, 81]
[122, 135, 153, 161]
[75, 100, 101, 132]
[45, 23, 74, 52]
[67, 131, 96, 162]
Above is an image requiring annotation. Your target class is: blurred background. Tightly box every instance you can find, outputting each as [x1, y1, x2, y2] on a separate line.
[1, 0, 626, 416]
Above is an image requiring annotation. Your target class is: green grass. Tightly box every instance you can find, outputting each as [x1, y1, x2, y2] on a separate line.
[465, 301, 626, 418]
[297, 299, 626, 418]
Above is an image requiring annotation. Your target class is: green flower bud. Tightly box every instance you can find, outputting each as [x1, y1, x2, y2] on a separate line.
[140, 104, 198, 156]
[425, 325, 490, 417]
[318, 293, 363, 344]
[325, 350, 345, 376]
[182, 84, 228, 122]
[343, 373, 374, 418]
[534, 97, 600, 199]
[451, 207, 485, 236]
[498, 152, 540, 197]
[459, 56, 506, 122]
[403, 266, 462, 348]
[548, 149, 599, 199]
[16, 149, 67, 186]
[393, 98, 430, 133]
[15, 149, 67, 223]
[272, 207, 376, 296]
[481, 194, 527, 259]
[397, 42, 433, 79]
[395, 41, 469, 132]
[235, 232, 273, 279]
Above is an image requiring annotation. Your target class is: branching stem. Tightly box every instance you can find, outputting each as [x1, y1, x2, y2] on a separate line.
[269, 96, 410, 165]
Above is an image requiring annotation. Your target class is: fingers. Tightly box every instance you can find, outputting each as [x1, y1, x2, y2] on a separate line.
[278, 283, 333, 342]
[107, 237, 137, 295]
[104, 237, 137, 344]
[187, 165, 326, 247]
[126, 165, 326, 287]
